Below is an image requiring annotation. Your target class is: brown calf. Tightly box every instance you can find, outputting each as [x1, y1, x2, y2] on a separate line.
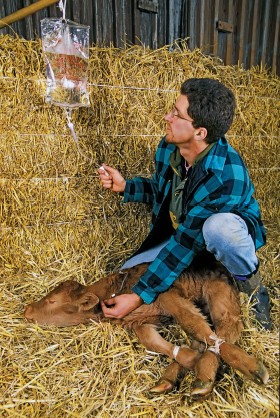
[24, 254, 269, 398]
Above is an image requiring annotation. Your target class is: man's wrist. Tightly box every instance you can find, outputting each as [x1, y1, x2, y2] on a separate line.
[132, 292, 143, 305]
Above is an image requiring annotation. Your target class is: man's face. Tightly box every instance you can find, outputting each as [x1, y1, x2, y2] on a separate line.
[164, 95, 197, 145]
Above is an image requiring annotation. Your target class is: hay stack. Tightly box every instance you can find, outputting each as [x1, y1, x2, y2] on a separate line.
[0, 35, 279, 417]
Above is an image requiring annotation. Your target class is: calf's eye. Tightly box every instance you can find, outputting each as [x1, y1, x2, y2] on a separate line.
[47, 299, 56, 304]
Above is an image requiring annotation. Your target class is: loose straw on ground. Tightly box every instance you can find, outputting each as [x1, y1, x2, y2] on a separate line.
[0, 35, 279, 418]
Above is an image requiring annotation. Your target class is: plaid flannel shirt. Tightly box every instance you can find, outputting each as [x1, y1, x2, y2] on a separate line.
[122, 136, 266, 304]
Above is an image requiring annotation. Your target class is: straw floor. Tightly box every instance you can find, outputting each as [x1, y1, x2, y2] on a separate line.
[0, 35, 279, 417]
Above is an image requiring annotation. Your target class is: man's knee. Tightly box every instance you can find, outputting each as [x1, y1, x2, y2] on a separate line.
[202, 213, 245, 245]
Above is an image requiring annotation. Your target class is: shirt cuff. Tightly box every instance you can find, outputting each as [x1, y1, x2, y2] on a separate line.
[132, 283, 157, 304]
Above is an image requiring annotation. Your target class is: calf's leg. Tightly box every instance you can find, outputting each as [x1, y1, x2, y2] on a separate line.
[158, 291, 215, 344]
[150, 338, 206, 394]
[149, 361, 186, 394]
[191, 350, 220, 399]
[156, 292, 223, 398]
[219, 342, 269, 384]
[159, 287, 268, 398]
[132, 323, 201, 370]
[203, 278, 243, 343]
[204, 279, 269, 385]
[190, 279, 242, 398]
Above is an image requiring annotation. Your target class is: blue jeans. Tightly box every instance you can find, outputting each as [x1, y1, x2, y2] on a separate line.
[122, 213, 258, 277]
[202, 213, 258, 276]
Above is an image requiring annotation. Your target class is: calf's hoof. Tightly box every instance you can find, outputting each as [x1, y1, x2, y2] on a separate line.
[190, 379, 214, 400]
[249, 360, 269, 385]
[149, 378, 175, 394]
[220, 342, 269, 384]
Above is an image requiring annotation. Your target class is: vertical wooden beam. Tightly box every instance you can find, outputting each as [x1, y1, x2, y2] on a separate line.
[250, 0, 259, 67]
[199, 0, 205, 48]
[80, 0, 93, 44]
[151, 6, 158, 49]
[188, 0, 196, 50]
[272, 0, 280, 74]
[168, 0, 183, 45]
[225, 0, 233, 65]
[157, 0, 167, 46]
[133, 0, 141, 45]
[238, 0, 246, 65]
[261, 0, 271, 68]
[23, 0, 32, 39]
[168, 0, 175, 45]
[213, 0, 219, 57]
[113, 0, 126, 47]
[124, 0, 134, 46]
[72, 0, 81, 24]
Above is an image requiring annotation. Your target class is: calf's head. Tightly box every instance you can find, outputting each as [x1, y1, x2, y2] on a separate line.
[24, 280, 99, 326]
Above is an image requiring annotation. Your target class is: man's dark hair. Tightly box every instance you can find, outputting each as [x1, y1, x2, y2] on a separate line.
[180, 78, 236, 144]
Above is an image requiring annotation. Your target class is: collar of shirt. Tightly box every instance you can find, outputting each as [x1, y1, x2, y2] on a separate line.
[169, 143, 215, 179]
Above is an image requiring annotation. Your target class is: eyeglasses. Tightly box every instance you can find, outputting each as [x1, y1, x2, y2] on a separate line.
[170, 107, 193, 123]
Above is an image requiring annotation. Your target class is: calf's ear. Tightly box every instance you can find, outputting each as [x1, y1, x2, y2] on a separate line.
[78, 294, 99, 311]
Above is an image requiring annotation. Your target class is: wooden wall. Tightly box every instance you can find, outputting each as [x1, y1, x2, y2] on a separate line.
[0, 0, 279, 74]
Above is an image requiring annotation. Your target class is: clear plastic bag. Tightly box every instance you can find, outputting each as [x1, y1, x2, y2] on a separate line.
[41, 18, 90, 108]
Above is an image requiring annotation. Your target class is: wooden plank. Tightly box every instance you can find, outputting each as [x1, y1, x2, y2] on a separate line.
[167, 0, 183, 45]
[82, 0, 93, 44]
[133, 0, 142, 45]
[139, 7, 153, 47]
[0, 0, 18, 35]
[167, 0, 175, 45]
[138, 0, 158, 13]
[212, 0, 219, 57]
[93, 0, 108, 45]
[197, 0, 215, 56]
[199, 0, 205, 46]
[217, 20, 233, 33]
[91, 0, 98, 44]
[151, 9, 158, 48]
[188, 0, 197, 50]
[174, 0, 183, 41]
[272, 0, 280, 73]
[23, 0, 33, 39]
[238, 0, 246, 64]
[0, 1, 8, 35]
[113, 0, 126, 47]
[225, 0, 233, 65]
[72, 0, 81, 23]
[123, 0, 134, 46]
[249, 0, 259, 67]
[261, 0, 271, 67]
[217, 0, 228, 63]
[49, 3, 60, 17]
[103, 0, 114, 45]
[33, 0, 52, 38]
[9, 0, 26, 36]
[202, 0, 214, 54]
[156, 0, 167, 46]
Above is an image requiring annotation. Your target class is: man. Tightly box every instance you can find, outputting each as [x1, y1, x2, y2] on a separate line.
[98, 78, 271, 329]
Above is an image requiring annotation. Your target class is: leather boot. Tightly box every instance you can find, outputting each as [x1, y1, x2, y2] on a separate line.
[235, 272, 272, 330]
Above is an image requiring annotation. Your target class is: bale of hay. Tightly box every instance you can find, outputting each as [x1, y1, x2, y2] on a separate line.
[0, 35, 279, 417]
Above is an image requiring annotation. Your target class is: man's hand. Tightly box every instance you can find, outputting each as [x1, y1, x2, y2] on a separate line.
[98, 164, 126, 192]
[101, 293, 143, 319]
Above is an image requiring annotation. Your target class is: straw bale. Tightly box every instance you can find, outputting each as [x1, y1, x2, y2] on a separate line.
[0, 34, 279, 417]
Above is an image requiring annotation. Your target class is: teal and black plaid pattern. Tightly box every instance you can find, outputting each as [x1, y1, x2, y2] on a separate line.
[123, 136, 266, 304]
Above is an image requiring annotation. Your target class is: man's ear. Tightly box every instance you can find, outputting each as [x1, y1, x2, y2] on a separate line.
[195, 127, 207, 141]
[77, 294, 100, 311]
